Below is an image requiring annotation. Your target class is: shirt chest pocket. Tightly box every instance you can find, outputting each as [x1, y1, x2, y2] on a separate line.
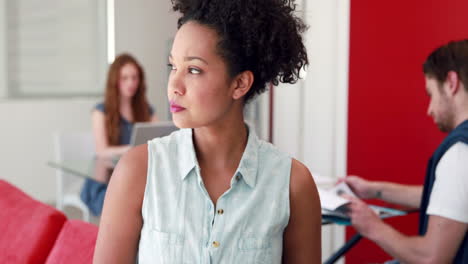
[139, 229, 185, 264]
[237, 236, 273, 264]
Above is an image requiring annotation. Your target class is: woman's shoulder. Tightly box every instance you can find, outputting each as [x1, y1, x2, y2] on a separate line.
[289, 158, 319, 204]
[256, 141, 316, 193]
[147, 128, 187, 153]
[110, 144, 149, 195]
[290, 159, 313, 184]
[257, 139, 291, 162]
[151, 127, 186, 140]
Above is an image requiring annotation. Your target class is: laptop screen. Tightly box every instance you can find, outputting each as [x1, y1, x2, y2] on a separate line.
[130, 121, 179, 146]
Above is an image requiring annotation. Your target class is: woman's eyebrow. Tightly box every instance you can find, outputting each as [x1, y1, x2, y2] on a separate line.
[168, 54, 208, 65]
[184, 56, 208, 65]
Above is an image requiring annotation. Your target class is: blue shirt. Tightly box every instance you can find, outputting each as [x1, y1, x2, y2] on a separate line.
[94, 102, 154, 145]
[80, 103, 154, 216]
[138, 126, 292, 263]
[419, 119, 468, 263]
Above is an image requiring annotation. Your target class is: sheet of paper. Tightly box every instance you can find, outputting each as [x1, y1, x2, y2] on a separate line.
[320, 181, 407, 223]
[328, 181, 357, 198]
[318, 187, 350, 211]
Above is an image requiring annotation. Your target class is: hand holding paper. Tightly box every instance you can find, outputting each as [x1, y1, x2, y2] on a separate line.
[319, 181, 405, 223]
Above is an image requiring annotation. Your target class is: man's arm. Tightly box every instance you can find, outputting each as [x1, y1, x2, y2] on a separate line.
[346, 195, 468, 264]
[345, 175, 423, 208]
[282, 159, 322, 264]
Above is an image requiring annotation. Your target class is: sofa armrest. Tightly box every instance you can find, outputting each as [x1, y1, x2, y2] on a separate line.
[45, 219, 98, 264]
[0, 180, 67, 263]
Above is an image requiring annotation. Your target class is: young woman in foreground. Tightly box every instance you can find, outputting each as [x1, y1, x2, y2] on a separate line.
[94, 0, 321, 263]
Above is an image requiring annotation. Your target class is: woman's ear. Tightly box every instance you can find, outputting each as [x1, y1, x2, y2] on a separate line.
[231, 71, 254, 100]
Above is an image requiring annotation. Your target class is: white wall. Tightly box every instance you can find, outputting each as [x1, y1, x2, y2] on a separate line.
[274, 0, 349, 176]
[6, 1, 106, 96]
[0, 99, 97, 203]
[0, 0, 6, 98]
[0, 2, 98, 204]
[0, 1, 179, 203]
[114, 0, 179, 121]
[273, 0, 350, 262]
[273, 81, 303, 156]
[0, 0, 106, 203]
[301, 0, 349, 178]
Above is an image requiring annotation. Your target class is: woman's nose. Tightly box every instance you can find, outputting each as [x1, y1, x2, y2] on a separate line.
[168, 72, 185, 96]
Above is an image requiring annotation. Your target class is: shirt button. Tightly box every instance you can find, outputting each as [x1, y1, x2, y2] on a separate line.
[212, 241, 220, 248]
[236, 175, 240, 181]
[217, 209, 224, 215]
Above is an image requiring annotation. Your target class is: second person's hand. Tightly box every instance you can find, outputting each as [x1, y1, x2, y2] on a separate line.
[344, 175, 378, 199]
[341, 194, 384, 239]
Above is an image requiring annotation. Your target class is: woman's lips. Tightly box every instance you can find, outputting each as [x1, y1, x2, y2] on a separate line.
[170, 102, 186, 113]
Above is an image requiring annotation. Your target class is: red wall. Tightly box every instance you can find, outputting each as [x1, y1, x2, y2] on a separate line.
[347, 0, 468, 263]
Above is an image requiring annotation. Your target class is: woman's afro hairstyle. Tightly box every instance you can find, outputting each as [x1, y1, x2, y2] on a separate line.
[171, 0, 308, 103]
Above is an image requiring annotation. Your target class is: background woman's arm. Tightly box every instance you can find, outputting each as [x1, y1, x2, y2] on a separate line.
[92, 110, 130, 157]
[150, 113, 159, 122]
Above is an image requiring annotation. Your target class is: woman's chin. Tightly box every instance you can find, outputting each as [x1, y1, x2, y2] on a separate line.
[172, 117, 191, 129]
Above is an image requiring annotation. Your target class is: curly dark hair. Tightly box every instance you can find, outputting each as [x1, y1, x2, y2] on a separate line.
[171, 0, 308, 102]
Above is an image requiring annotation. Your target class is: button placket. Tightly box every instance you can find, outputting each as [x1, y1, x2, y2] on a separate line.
[195, 166, 217, 254]
[209, 193, 230, 254]
[215, 197, 225, 217]
[212, 241, 220, 248]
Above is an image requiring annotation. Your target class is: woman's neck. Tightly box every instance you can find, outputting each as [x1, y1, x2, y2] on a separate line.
[193, 119, 248, 171]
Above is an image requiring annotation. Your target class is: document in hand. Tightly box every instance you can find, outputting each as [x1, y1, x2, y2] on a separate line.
[319, 182, 406, 224]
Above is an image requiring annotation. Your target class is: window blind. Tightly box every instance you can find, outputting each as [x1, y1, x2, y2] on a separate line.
[6, 0, 107, 97]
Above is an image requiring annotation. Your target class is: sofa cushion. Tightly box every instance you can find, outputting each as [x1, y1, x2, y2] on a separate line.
[45, 219, 98, 264]
[0, 180, 67, 264]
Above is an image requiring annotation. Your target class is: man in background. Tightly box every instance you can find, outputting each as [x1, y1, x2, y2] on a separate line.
[344, 39, 468, 264]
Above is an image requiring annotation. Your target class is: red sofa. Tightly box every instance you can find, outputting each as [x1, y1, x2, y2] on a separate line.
[0, 180, 98, 264]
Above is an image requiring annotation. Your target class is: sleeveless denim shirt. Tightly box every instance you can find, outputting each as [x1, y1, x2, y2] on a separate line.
[138, 126, 291, 264]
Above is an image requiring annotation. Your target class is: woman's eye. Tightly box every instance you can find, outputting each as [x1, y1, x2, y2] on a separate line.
[167, 63, 176, 70]
[189, 67, 201, 74]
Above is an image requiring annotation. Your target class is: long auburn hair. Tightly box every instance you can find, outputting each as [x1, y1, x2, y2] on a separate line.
[105, 53, 151, 145]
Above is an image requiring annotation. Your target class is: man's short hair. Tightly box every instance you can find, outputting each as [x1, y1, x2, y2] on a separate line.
[423, 39, 468, 91]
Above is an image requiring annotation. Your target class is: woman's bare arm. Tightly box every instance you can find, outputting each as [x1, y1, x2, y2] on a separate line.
[93, 144, 148, 263]
[92, 110, 131, 157]
[151, 113, 159, 122]
[282, 159, 322, 263]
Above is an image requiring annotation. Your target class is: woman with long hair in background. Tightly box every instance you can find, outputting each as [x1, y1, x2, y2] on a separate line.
[93, 53, 158, 158]
[81, 54, 158, 217]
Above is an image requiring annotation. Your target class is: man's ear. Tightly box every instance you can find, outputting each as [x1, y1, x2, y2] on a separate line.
[231, 70, 254, 100]
[446, 71, 460, 96]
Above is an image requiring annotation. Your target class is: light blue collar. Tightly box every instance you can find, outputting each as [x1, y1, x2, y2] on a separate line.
[178, 124, 259, 188]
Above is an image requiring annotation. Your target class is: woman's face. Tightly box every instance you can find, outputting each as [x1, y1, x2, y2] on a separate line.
[118, 63, 140, 99]
[168, 21, 237, 129]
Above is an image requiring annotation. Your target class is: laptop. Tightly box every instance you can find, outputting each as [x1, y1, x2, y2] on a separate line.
[130, 121, 179, 146]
